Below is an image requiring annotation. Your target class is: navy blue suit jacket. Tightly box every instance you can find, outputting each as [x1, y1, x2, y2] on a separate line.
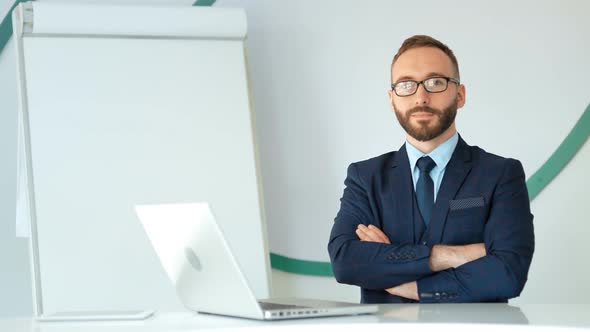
[328, 137, 535, 303]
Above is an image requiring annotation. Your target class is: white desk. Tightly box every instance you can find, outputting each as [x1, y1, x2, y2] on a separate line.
[2, 304, 589, 332]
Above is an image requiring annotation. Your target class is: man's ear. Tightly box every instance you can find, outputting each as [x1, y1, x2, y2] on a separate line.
[387, 89, 396, 113]
[457, 84, 466, 108]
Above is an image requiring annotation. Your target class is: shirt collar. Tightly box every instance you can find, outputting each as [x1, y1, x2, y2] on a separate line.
[406, 132, 459, 172]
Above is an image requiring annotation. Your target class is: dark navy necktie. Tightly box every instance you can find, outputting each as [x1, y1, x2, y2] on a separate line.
[416, 156, 436, 226]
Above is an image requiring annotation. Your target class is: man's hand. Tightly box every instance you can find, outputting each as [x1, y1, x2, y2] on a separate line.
[386, 281, 418, 300]
[356, 224, 390, 244]
[429, 243, 486, 272]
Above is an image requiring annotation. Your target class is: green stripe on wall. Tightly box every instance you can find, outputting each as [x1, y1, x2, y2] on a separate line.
[526, 103, 590, 201]
[0, 0, 24, 56]
[270, 253, 333, 276]
[193, 0, 217, 6]
[1, 2, 589, 277]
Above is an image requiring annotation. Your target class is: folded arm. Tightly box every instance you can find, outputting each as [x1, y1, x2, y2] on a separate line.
[384, 243, 486, 300]
[357, 224, 486, 271]
[353, 222, 486, 300]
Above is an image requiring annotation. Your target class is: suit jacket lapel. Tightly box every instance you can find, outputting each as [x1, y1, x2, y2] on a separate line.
[387, 143, 416, 244]
[425, 136, 473, 244]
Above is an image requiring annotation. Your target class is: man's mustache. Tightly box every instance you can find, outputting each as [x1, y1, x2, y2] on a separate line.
[407, 106, 441, 116]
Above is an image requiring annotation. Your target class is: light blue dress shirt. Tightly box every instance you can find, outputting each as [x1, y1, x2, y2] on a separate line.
[405, 132, 459, 202]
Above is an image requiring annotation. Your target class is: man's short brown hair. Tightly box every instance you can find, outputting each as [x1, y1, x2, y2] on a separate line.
[391, 35, 460, 82]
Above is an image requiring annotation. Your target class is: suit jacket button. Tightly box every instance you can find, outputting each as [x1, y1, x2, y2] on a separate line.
[422, 241, 427, 245]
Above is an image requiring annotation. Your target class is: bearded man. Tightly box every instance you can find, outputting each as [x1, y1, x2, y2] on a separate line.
[328, 35, 535, 303]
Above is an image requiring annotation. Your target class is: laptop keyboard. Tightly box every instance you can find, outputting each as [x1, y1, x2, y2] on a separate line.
[258, 302, 310, 311]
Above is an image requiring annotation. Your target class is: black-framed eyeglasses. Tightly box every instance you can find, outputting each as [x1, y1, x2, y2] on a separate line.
[391, 77, 460, 97]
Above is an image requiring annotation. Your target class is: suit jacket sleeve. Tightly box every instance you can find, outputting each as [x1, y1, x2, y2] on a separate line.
[328, 163, 433, 290]
[416, 159, 535, 302]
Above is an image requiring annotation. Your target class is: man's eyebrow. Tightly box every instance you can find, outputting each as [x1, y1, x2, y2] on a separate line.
[425, 72, 448, 78]
[394, 75, 415, 81]
[393, 72, 450, 82]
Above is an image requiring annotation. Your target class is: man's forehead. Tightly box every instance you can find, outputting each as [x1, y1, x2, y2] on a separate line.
[392, 47, 454, 80]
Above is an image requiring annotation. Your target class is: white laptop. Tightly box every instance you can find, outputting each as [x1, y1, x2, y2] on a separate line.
[135, 202, 378, 320]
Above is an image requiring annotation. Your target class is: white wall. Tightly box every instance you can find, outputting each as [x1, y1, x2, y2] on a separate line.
[1, 0, 589, 318]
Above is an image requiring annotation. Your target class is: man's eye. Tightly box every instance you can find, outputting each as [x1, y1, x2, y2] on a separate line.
[430, 78, 445, 86]
[400, 82, 414, 89]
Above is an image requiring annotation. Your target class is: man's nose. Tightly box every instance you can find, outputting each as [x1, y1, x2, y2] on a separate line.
[414, 83, 430, 105]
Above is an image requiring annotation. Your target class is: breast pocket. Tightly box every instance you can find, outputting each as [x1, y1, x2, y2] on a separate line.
[443, 197, 488, 244]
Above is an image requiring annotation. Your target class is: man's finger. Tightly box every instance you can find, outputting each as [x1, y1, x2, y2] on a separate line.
[355, 227, 373, 241]
[355, 228, 370, 241]
[368, 224, 391, 244]
[356, 225, 379, 242]
[358, 225, 382, 242]
[357, 225, 389, 243]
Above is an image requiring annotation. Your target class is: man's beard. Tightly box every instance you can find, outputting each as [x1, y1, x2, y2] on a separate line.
[393, 98, 457, 142]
